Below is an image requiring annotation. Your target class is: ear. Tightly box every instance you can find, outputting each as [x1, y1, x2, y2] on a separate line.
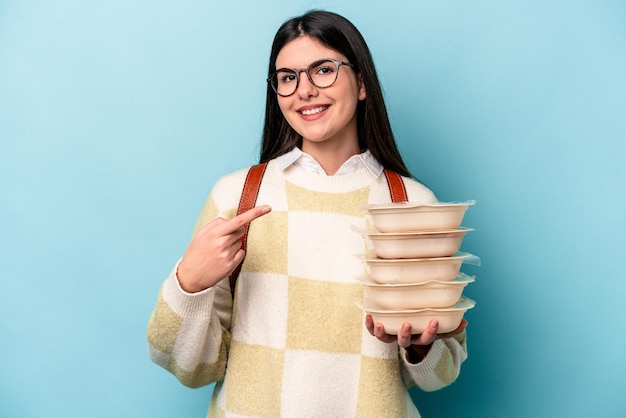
[358, 75, 366, 101]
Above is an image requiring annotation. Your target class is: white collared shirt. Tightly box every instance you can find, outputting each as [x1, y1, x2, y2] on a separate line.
[276, 147, 384, 177]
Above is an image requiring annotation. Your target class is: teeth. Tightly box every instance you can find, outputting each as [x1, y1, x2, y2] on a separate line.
[301, 106, 328, 116]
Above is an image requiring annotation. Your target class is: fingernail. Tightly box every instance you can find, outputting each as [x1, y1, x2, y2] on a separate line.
[402, 324, 411, 333]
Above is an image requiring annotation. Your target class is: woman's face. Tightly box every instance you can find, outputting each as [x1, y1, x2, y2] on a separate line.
[274, 36, 366, 153]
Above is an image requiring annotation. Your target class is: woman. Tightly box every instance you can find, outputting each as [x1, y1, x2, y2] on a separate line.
[147, 10, 467, 417]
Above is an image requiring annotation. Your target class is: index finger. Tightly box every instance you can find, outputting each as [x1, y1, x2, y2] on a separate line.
[228, 205, 272, 231]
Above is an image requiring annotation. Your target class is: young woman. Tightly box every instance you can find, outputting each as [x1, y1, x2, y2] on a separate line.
[147, 10, 467, 417]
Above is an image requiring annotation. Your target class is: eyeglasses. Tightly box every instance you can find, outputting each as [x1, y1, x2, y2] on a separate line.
[267, 58, 354, 97]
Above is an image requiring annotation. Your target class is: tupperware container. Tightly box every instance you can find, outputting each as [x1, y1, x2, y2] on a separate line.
[361, 297, 476, 334]
[357, 273, 474, 309]
[357, 252, 479, 284]
[361, 200, 475, 232]
[358, 228, 473, 259]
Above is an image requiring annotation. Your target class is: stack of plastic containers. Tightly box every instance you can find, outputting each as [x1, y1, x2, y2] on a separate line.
[355, 201, 479, 334]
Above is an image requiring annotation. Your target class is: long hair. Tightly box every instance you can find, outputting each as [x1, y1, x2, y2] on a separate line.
[260, 10, 412, 177]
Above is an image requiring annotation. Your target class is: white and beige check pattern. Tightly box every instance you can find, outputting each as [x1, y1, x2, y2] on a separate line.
[147, 160, 467, 418]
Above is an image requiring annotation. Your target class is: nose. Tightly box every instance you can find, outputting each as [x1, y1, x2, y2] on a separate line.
[295, 69, 318, 99]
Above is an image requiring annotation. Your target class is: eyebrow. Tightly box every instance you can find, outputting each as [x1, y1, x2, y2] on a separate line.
[274, 57, 341, 70]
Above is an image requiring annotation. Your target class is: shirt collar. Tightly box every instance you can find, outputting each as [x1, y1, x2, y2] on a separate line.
[276, 147, 384, 177]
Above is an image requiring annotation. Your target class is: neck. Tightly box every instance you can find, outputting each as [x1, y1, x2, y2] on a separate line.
[301, 140, 360, 175]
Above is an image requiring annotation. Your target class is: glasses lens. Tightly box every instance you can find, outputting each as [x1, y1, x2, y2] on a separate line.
[270, 60, 346, 96]
[273, 69, 298, 96]
[309, 60, 339, 88]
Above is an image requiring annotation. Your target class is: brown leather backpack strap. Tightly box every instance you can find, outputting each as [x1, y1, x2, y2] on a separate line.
[383, 169, 408, 203]
[230, 162, 268, 297]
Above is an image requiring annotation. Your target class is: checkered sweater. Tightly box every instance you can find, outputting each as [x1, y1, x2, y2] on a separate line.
[147, 160, 468, 418]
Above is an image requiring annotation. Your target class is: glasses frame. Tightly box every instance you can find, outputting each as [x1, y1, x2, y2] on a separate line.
[267, 58, 355, 97]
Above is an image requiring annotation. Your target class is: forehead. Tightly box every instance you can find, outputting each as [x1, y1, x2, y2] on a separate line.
[275, 35, 347, 68]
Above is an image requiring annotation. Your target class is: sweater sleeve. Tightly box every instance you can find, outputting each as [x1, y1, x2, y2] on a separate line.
[146, 174, 244, 388]
[146, 264, 232, 388]
[398, 331, 468, 392]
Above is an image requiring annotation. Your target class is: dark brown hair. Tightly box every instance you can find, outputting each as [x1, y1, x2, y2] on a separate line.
[260, 10, 412, 177]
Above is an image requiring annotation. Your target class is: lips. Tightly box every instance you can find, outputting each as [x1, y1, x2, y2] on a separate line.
[298, 105, 329, 116]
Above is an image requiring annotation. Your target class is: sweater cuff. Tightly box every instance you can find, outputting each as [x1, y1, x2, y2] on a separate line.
[161, 260, 216, 318]
[400, 337, 465, 391]
[400, 338, 447, 372]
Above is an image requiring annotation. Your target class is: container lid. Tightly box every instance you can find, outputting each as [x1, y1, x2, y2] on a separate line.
[354, 226, 474, 237]
[354, 251, 481, 266]
[360, 296, 476, 313]
[356, 272, 475, 287]
[360, 200, 476, 211]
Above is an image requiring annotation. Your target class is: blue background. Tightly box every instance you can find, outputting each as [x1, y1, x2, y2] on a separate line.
[1, 1, 625, 417]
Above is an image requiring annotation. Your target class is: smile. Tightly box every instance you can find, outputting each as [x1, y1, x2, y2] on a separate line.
[299, 106, 329, 116]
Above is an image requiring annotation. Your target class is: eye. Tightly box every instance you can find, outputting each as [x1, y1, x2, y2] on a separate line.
[312, 61, 336, 76]
[277, 71, 297, 84]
